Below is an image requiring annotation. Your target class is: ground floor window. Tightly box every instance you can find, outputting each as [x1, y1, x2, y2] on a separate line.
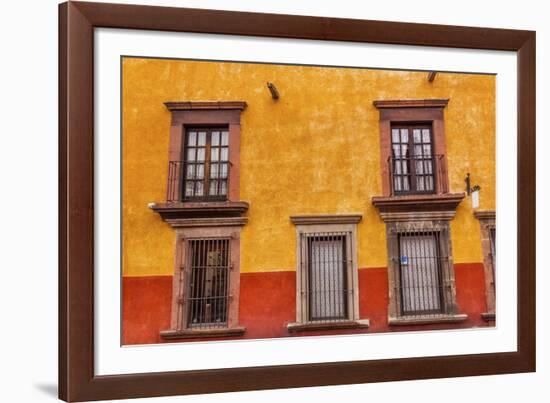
[398, 231, 444, 315]
[289, 215, 365, 330]
[304, 232, 349, 322]
[186, 238, 230, 328]
[385, 220, 465, 324]
[160, 220, 247, 339]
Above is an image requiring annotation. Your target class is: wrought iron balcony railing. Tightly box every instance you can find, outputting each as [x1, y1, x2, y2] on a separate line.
[387, 154, 448, 196]
[167, 160, 231, 202]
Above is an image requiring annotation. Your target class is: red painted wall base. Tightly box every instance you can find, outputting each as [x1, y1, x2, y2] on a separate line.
[122, 263, 493, 345]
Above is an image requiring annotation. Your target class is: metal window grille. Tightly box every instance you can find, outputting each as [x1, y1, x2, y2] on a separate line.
[167, 127, 230, 202]
[185, 238, 230, 329]
[388, 125, 448, 195]
[299, 232, 353, 323]
[397, 229, 451, 317]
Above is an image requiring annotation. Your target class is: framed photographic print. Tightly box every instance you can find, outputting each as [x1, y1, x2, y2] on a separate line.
[59, 1, 535, 401]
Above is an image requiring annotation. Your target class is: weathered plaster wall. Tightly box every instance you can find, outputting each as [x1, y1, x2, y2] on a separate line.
[122, 57, 495, 277]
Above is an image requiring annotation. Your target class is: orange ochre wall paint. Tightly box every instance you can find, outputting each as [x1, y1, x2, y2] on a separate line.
[122, 263, 492, 345]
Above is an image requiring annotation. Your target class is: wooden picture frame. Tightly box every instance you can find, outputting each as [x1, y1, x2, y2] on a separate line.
[59, 1, 536, 401]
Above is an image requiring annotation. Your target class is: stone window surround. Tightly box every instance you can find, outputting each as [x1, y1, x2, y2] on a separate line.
[287, 215, 370, 332]
[381, 211, 467, 326]
[160, 217, 247, 339]
[474, 210, 496, 321]
[373, 99, 450, 197]
[164, 101, 247, 203]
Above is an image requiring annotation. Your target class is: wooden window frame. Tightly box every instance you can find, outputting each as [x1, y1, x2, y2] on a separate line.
[164, 101, 246, 203]
[474, 210, 496, 321]
[160, 218, 247, 339]
[390, 123, 437, 195]
[182, 126, 231, 201]
[374, 99, 449, 197]
[288, 215, 370, 332]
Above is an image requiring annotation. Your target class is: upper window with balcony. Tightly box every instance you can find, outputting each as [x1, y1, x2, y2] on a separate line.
[373, 99, 452, 199]
[389, 124, 447, 195]
[152, 101, 249, 221]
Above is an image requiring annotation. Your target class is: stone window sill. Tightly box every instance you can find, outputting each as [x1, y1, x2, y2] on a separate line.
[287, 319, 370, 332]
[160, 326, 246, 340]
[389, 314, 468, 326]
[481, 312, 496, 321]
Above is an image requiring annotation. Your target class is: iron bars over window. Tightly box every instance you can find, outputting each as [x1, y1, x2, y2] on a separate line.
[298, 232, 354, 323]
[395, 226, 454, 318]
[184, 238, 230, 329]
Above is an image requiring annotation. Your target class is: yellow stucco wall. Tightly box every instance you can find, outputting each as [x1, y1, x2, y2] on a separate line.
[122, 58, 495, 277]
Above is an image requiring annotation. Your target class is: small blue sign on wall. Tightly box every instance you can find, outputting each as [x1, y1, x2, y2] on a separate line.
[400, 255, 409, 265]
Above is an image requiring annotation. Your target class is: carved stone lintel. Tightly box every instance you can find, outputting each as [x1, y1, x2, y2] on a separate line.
[290, 214, 362, 225]
[164, 101, 247, 111]
[166, 217, 248, 228]
[373, 99, 449, 109]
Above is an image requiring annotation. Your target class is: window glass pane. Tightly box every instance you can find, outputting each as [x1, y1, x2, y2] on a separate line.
[392, 129, 400, 143]
[422, 129, 431, 143]
[209, 180, 218, 195]
[186, 164, 195, 179]
[416, 175, 425, 190]
[197, 131, 206, 146]
[195, 164, 204, 179]
[416, 160, 424, 174]
[187, 131, 197, 146]
[423, 144, 432, 157]
[414, 145, 422, 157]
[186, 148, 196, 161]
[196, 148, 205, 161]
[219, 180, 227, 195]
[195, 181, 204, 196]
[220, 163, 228, 178]
[220, 147, 228, 161]
[392, 144, 401, 157]
[210, 164, 218, 178]
[425, 176, 434, 191]
[401, 144, 409, 157]
[211, 131, 220, 146]
[402, 176, 410, 191]
[185, 181, 194, 196]
[211, 147, 219, 161]
[221, 131, 229, 146]
[400, 128, 408, 143]
[413, 129, 421, 143]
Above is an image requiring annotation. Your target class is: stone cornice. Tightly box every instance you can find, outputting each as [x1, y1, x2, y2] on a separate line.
[151, 201, 249, 222]
[474, 210, 496, 220]
[290, 214, 362, 225]
[164, 101, 247, 111]
[373, 99, 449, 109]
[372, 193, 465, 222]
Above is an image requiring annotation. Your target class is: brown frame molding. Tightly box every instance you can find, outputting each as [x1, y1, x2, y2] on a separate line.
[59, 1, 535, 401]
[374, 99, 449, 197]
